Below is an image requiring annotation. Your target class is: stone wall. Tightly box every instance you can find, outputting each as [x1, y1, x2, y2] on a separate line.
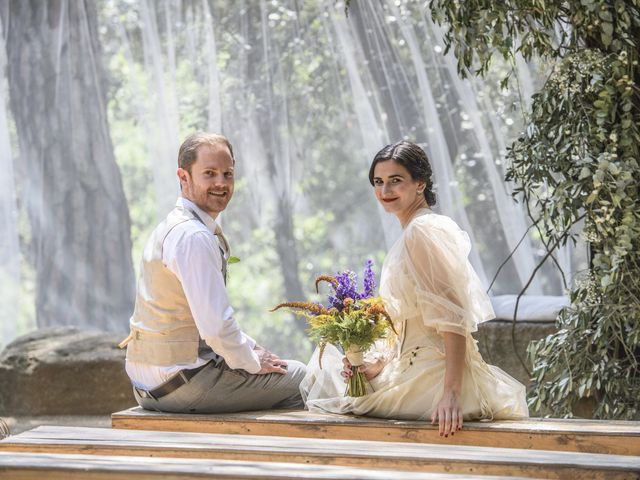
[475, 319, 557, 387]
[0, 319, 558, 416]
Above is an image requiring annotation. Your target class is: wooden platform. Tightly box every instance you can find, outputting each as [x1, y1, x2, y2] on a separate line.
[0, 451, 517, 480]
[3, 426, 640, 479]
[112, 407, 640, 456]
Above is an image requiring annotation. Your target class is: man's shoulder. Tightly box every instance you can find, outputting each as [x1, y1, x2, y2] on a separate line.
[148, 208, 213, 253]
[160, 217, 218, 265]
[159, 207, 206, 234]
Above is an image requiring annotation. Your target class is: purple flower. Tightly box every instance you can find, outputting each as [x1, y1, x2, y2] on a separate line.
[327, 294, 343, 311]
[323, 261, 377, 311]
[309, 301, 325, 316]
[326, 270, 357, 311]
[362, 259, 376, 299]
[338, 270, 359, 298]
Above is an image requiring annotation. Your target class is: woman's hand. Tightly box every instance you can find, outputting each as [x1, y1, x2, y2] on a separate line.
[431, 389, 463, 437]
[433, 331, 466, 437]
[341, 357, 385, 382]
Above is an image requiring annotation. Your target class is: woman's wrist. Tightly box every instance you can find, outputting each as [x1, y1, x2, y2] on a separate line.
[443, 384, 462, 396]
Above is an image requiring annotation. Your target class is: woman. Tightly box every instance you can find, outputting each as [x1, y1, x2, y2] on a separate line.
[301, 141, 528, 436]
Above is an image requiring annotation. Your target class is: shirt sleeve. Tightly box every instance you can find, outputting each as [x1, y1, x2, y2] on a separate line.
[402, 216, 495, 337]
[165, 229, 261, 374]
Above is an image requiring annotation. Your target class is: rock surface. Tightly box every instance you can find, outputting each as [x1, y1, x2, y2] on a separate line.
[476, 319, 557, 387]
[0, 327, 135, 415]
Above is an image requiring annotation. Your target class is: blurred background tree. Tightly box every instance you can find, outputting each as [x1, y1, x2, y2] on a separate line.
[0, 1, 135, 332]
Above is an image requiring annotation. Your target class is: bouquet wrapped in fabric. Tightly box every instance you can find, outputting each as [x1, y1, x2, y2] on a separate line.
[272, 260, 396, 397]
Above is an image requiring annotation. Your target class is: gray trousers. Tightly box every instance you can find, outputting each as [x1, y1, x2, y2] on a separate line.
[134, 359, 307, 414]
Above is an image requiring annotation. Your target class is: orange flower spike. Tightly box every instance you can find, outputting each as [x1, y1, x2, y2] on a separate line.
[270, 301, 330, 316]
[366, 303, 397, 335]
[315, 275, 338, 294]
[343, 297, 354, 312]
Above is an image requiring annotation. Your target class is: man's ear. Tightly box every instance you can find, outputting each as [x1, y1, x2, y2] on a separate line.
[177, 168, 190, 193]
[177, 167, 188, 184]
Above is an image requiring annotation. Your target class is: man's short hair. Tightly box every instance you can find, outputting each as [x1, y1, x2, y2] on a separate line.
[178, 132, 235, 173]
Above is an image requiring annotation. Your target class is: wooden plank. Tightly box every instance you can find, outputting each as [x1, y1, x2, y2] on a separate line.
[2, 426, 639, 479]
[111, 407, 640, 456]
[0, 451, 523, 480]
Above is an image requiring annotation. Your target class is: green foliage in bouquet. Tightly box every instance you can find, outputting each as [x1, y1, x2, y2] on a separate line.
[425, 0, 640, 418]
[304, 296, 393, 361]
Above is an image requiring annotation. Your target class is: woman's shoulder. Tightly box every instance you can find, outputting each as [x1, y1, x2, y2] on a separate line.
[405, 211, 470, 251]
[407, 211, 463, 236]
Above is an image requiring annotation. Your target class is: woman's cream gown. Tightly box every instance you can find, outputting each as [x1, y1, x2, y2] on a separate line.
[301, 209, 528, 420]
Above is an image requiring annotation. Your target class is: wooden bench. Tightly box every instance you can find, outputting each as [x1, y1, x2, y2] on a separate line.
[112, 407, 640, 456]
[0, 451, 524, 480]
[2, 426, 639, 479]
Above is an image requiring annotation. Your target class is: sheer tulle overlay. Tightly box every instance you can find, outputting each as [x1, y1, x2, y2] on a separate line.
[300, 209, 528, 420]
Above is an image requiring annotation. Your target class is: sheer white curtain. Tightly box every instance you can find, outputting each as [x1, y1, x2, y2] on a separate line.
[112, 0, 574, 298]
[329, 2, 551, 294]
[1, 0, 578, 347]
[0, 26, 21, 349]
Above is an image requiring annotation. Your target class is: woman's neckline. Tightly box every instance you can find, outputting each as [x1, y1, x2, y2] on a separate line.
[401, 207, 432, 229]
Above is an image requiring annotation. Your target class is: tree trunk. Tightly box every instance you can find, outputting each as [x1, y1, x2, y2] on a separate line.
[273, 195, 306, 303]
[244, 2, 306, 309]
[1, 0, 135, 331]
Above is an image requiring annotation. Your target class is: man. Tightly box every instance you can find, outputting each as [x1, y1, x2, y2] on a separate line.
[119, 132, 306, 413]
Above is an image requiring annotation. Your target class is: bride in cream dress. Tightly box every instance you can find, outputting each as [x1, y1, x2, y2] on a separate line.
[301, 141, 528, 436]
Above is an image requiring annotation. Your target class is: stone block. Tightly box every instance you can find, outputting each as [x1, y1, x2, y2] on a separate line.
[475, 320, 557, 388]
[0, 327, 135, 415]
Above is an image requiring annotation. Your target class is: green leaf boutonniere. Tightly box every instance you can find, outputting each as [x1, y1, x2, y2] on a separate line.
[228, 256, 241, 265]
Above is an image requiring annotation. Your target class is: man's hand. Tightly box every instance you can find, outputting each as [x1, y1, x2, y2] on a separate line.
[254, 345, 288, 375]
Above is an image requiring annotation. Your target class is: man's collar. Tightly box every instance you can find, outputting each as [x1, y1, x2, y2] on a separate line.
[176, 197, 220, 233]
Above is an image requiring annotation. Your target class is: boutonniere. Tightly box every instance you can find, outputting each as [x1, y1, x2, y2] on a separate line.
[228, 256, 241, 265]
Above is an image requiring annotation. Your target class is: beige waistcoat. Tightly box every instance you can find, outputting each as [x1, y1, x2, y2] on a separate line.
[119, 206, 218, 366]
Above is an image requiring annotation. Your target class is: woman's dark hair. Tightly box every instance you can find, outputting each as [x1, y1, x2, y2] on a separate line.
[368, 141, 437, 207]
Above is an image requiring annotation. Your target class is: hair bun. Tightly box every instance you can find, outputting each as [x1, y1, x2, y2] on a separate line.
[424, 190, 436, 206]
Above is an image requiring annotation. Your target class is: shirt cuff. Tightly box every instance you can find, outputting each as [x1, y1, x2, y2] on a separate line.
[243, 333, 257, 351]
[244, 349, 262, 374]
[202, 336, 262, 374]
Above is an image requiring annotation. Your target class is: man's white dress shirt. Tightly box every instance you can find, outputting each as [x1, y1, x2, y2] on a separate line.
[126, 197, 261, 390]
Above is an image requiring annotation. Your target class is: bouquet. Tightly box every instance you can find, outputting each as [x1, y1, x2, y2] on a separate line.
[272, 260, 396, 397]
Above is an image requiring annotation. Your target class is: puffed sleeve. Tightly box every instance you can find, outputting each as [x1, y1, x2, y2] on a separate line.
[402, 215, 495, 337]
